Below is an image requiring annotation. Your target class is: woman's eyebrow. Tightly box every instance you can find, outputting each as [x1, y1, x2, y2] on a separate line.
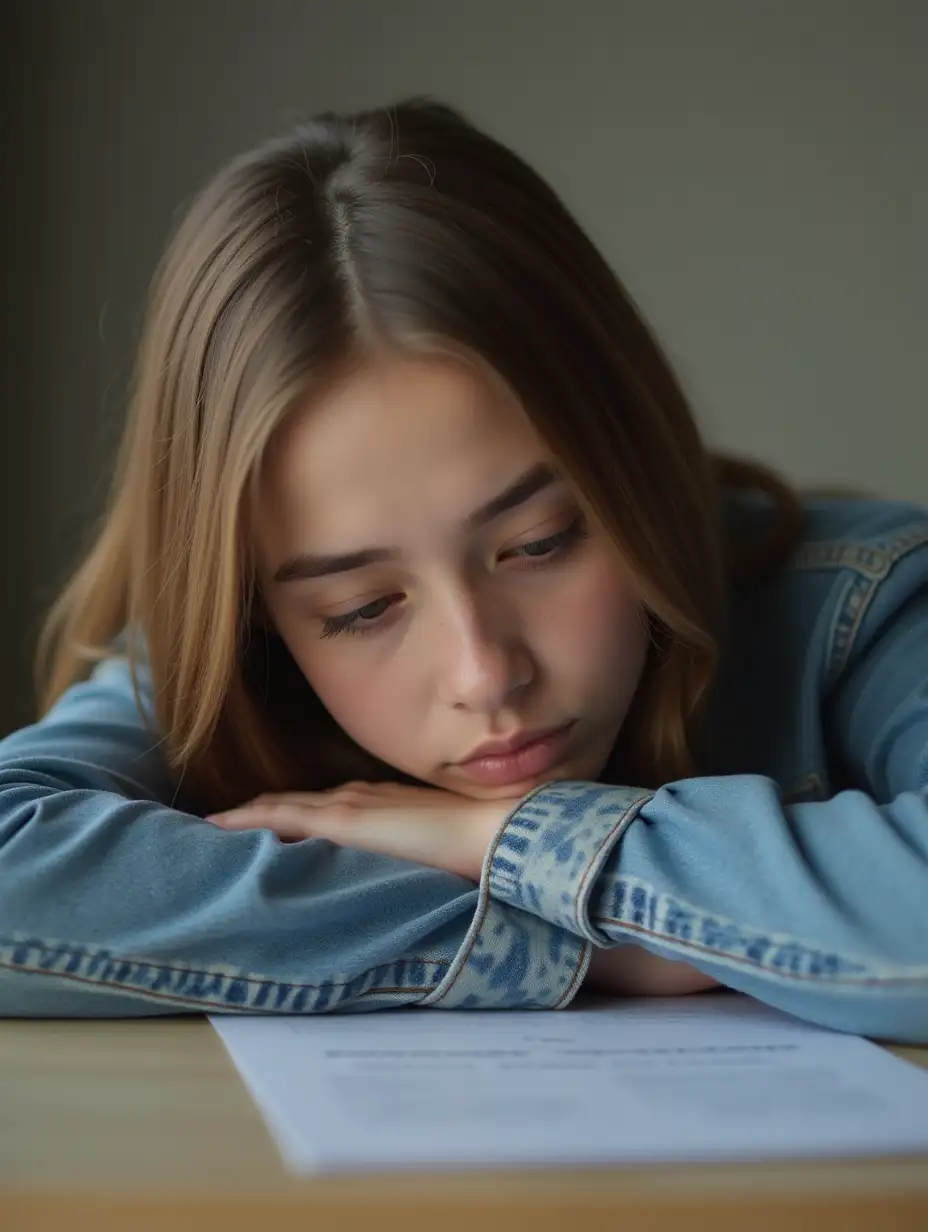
[272, 461, 560, 584]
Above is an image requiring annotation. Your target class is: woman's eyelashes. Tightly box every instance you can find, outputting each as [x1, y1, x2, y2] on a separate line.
[319, 514, 589, 639]
[504, 513, 589, 565]
[321, 594, 400, 639]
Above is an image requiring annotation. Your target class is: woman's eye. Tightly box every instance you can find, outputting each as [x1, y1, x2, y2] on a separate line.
[318, 517, 588, 640]
[320, 595, 398, 639]
[506, 515, 589, 564]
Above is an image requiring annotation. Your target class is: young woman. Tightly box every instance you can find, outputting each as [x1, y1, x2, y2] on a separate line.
[1, 99, 925, 1038]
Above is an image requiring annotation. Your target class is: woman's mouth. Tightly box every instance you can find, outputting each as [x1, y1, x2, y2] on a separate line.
[452, 721, 575, 787]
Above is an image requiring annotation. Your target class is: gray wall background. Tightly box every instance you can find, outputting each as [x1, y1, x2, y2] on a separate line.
[2, 0, 925, 736]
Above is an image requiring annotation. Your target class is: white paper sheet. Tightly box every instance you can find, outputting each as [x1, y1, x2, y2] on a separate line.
[210, 993, 928, 1173]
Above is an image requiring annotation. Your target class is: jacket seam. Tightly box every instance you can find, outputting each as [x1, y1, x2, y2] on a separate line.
[572, 801, 648, 938]
[0, 937, 450, 1003]
[808, 525, 928, 685]
[556, 943, 591, 1007]
[792, 523, 928, 580]
[0, 957, 438, 1006]
[0, 941, 451, 988]
[596, 918, 927, 986]
[825, 572, 876, 686]
[0, 956, 441, 1005]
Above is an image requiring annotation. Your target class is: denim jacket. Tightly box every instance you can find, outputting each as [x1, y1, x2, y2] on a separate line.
[1, 497, 926, 1041]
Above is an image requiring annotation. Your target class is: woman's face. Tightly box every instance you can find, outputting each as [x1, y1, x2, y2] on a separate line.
[255, 352, 649, 800]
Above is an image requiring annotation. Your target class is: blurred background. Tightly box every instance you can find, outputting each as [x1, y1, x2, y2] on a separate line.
[1, 0, 925, 736]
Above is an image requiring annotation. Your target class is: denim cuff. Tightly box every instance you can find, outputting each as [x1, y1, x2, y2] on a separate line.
[484, 780, 653, 944]
[421, 799, 595, 1011]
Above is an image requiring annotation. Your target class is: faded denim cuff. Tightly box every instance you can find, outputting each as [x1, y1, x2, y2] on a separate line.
[483, 780, 653, 944]
[421, 884, 589, 1011]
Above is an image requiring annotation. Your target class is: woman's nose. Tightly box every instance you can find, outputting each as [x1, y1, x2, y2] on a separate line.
[435, 596, 533, 713]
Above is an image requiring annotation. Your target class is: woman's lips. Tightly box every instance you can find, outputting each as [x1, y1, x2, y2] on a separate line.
[453, 721, 575, 787]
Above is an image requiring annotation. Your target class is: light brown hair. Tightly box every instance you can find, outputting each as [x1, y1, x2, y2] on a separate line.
[37, 98, 801, 812]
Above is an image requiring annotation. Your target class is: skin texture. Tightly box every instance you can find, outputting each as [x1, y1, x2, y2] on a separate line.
[209, 351, 719, 997]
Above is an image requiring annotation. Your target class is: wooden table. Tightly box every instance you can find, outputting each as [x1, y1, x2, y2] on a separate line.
[1, 1017, 927, 1231]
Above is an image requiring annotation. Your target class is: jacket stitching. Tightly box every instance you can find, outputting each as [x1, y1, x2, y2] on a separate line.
[558, 945, 590, 1007]
[792, 524, 928, 579]
[573, 800, 645, 938]
[0, 958, 437, 1006]
[0, 939, 451, 986]
[795, 523, 928, 687]
[826, 572, 876, 685]
[595, 919, 927, 986]
[0, 935, 450, 1009]
[423, 908, 490, 1009]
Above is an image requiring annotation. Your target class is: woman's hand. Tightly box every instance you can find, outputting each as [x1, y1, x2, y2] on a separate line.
[205, 781, 520, 880]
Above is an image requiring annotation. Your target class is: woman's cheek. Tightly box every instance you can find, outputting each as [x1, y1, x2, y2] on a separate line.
[311, 656, 408, 759]
[552, 559, 645, 676]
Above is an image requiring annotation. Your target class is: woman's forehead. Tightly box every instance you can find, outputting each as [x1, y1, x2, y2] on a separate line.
[260, 353, 549, 521]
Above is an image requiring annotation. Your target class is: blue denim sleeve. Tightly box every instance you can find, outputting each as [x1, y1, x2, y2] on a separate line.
[0, 658, 587, 1017]
[482, 575, 928, 1044]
